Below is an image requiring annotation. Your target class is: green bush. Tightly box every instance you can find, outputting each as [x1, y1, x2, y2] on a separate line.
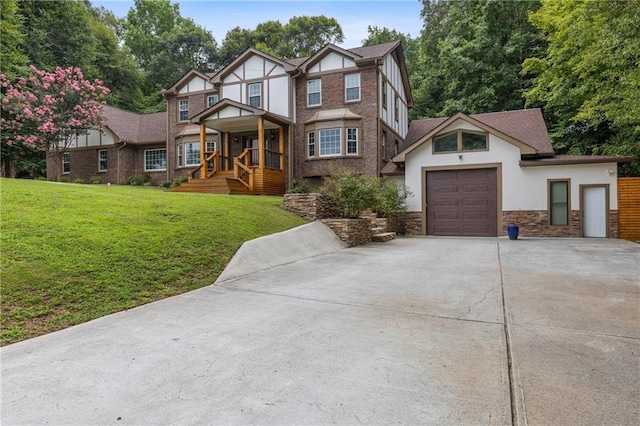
[321, 171, 377, 218]
[58, 176, 69, 183]
[170, 176, 189, 187]
[322, 171, 411, 219]
[74, 178, 85, 184]
[371, 178, 412, 218]
[288, 179, 310, 194]
[89, 176, 102, 184]
[161, 180, 172, 188]
[127, 174, 152, 186]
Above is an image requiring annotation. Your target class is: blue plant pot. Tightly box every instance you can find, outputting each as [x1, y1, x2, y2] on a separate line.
[507, 225, 519, 240]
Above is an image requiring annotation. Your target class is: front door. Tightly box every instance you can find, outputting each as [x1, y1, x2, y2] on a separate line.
[582, 186, 608, 237]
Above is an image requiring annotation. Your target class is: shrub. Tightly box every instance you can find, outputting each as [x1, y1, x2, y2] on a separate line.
[127, 174, 151, 186]
[89, 176, 102, 184]
[161, 180, 172, 188]
[321, 171, 377, 218]
[322, 172, 412, 219]
[58, 176, 69, 183]
[371, 178, 412, 218]
[288, 179, 310, 194]
[74, 178, 85, 184]
[170, 176, 188, 187]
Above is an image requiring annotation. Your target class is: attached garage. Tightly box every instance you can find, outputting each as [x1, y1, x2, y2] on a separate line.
[426, 168, 498, 237]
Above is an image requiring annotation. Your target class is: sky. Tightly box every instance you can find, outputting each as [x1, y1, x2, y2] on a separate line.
[91, 0, 424, 49]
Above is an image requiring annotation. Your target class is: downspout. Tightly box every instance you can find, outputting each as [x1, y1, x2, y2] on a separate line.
[376, 58, 383, 177]
[117, 141, 127, 185]
[165, 105, 170, 181]
[288, 69, 302, 187]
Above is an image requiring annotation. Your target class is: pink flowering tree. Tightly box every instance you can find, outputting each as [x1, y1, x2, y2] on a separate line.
[1, 65, 110, 179]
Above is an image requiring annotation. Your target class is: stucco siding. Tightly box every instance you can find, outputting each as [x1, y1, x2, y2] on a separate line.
[404, 133, 619, 212]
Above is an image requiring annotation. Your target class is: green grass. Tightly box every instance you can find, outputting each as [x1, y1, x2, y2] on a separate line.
[0, 179, 307, 345]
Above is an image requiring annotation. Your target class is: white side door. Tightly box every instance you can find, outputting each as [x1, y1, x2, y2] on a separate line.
[582, 186, 607, 237]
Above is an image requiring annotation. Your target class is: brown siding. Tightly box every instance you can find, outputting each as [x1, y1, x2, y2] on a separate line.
[618, 177, 640, 239]
[253, 168, 285, 195]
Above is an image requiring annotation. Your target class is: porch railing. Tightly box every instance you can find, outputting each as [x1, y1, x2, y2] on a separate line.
[233, 149, 254, 191]
[188, 151, 220, 182]
[265, 149, 282, 170]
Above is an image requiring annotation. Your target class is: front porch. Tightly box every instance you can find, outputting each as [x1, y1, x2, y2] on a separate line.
[172, 99, 289, 195]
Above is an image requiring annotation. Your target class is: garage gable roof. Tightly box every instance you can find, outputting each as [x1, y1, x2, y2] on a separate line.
[395, 109, 553, 162]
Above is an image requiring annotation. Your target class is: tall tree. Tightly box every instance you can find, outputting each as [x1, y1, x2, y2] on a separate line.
[0, 0, 29, 81]
[123, 0, 217, 93]
[413, 0, 545, 118]
[523, 0, 640, 174]
[17, 0, 99, 75]
[218, 16, 344, 65]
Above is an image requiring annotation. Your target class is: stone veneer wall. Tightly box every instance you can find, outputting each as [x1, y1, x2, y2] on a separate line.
[283, 193, 339, 220]
[503, 210, 581, 237]
[400, 210, 619, 238]
[400, 212, 423, 236]
[320, 219, 371, 247]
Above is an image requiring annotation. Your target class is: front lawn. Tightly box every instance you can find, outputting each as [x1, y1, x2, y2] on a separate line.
[0, 179, 306, 345]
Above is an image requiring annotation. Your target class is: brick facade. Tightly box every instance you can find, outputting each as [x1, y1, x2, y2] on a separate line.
[293, 66, 382, 182]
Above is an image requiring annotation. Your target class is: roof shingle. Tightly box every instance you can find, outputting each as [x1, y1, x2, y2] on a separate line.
[102, 105, 166, 144]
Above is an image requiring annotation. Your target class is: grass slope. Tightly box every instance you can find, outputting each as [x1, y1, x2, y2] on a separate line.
[0, 179, 306, 345]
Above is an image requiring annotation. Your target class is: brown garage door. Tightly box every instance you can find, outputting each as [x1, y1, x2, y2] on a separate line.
[426, 168, 498, 237]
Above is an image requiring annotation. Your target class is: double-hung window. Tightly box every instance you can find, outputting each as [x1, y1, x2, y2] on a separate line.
[63, 152, 70, 174]
[307, 79, 321, 107]
[549, 180, 570, 226]
[248, 83, 261, 108]
[178, 99, 189, 122]
[319, 128, 341, 157]
[382, 80, 387, 110]
[177, 144, 183, 167]
[346, 128, 358, 155]
[184, 142, 200, 167]
[144, 148, 166, 171]
[207, 94, 219, 108]
[98, 149, 107, 171]
[394, 95, 399, 122]
[345, 73, 360, 102]
[307, 132, 315, 158]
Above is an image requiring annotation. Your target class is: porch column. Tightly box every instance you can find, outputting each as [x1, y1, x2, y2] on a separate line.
[258, 116, 265, 170]
[224, 132, 230, 171]
[199, 123, 206, 179]
[279, 126, 285, 170]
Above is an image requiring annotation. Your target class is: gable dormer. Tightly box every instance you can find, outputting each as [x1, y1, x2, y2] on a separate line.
[209, 48, 296, 119]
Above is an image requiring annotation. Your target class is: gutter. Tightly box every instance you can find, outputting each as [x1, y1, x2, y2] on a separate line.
[117, 141, 127, 185]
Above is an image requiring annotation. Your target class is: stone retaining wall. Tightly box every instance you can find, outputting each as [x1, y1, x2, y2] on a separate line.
[320, 219, 372, 247]
[283, 193, 339, 220]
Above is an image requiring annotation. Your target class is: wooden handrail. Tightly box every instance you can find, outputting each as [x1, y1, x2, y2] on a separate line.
[206, 151, 219, 178]
[234, 149, 254, 191]
[187, 151, 221, 181]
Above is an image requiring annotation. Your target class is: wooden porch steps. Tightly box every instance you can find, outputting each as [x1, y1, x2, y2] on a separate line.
[171, 172, 252, 195]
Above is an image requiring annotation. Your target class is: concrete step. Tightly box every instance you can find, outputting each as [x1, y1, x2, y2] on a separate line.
[372, 232, 396, 242]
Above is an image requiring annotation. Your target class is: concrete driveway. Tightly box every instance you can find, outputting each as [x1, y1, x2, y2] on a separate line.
[2, 229, 638, 425]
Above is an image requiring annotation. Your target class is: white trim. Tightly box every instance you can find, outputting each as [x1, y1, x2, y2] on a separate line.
[144, 148, 167, 171]
[345, 73, 361, 102]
